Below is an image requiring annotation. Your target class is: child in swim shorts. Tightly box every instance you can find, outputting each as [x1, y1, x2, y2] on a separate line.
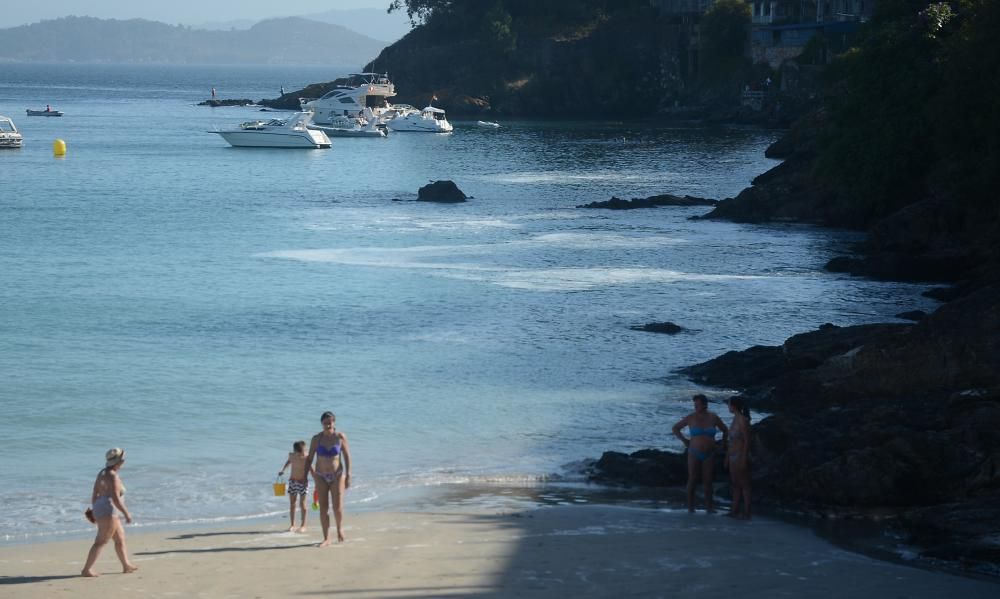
[279, 441, 314, 532]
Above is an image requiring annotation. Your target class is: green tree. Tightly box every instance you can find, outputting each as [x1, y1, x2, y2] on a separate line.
[700, 0, 751, 84]
[481, 2, 516, 53]
[816, 0, 988, 224]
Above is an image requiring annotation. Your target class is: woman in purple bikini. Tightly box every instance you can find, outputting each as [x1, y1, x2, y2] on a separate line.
[672, 394, 728, 513]
[306, 411, 351, 547]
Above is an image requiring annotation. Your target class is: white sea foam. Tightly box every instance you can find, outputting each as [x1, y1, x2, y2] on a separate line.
[305, 214, 521, 233]
[258, 247, 496, 271]
[483, 268, 759, 292]
[491, 171, 658, 185]
[529, 233, 685, 248]
[262, 243, 753, 292]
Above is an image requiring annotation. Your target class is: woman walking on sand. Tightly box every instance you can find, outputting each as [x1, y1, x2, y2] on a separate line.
[672, 394, 728, 513]
[725, 396, 752, 519]
[306, 411, 351, 547]
[81, 448, 138, 577]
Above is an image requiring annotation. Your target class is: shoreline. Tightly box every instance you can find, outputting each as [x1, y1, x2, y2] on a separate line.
[4, 482, 998, 585]
[2, 500, 998, 598]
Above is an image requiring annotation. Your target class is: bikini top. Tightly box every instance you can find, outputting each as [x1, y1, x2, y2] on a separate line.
[316, 438, 341, 457]
[690, 426, 717, 437]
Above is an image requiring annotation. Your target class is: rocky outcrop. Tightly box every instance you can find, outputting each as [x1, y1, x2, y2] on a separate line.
[198, 98, 256, 107]
[417, 180, 467, 203]
[685, 284, 1000, 573]
[589, 449, 696, 487]
[578, 194, 716, 210]
[593, 283, 1000, 573]
[630, 322, 684, 335]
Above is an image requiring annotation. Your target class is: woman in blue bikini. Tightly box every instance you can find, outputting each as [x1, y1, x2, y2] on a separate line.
[672, 394, 728, 513]
[306, 411, 351, 547]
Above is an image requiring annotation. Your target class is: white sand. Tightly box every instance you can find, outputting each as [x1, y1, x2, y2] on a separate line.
[0, 506, 996, 598]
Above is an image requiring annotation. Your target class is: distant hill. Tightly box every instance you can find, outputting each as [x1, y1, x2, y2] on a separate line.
[0, 16, 387, 65]
[302, 8, 413, 43]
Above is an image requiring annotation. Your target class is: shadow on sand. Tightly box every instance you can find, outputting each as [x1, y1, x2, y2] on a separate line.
[0, 575, 78, 585]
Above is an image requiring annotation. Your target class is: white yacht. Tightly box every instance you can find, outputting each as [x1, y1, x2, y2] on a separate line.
[209, 112, 331, 148]
[386, 105, 454, 133]
[308, 109, 386, 138]
[301, 73, 398, 127]
[0, 115, 22, 148]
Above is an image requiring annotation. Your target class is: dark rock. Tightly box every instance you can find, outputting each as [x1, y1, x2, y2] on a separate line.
[923, 286, 962, 301]
[630, 322, 683, 335]
[589, 449, 711, 487]
[824, 256, 864, 274]
[198, 98, 256, 107]
[680, 345, 784, 389]
[670, 286, 1000, 572]
[577, 194, 716, 210]
[679, 322, 909, 393]
[896, 310, 927, 322]
[417, 180, 467, 203]
[900, 495, 1000, 577]
[695, 154, 843, 225]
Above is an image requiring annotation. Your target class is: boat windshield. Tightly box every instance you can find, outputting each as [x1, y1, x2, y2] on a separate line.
[0, 119, 15, 132]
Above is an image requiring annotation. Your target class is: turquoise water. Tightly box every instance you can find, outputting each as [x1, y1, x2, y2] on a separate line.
[0, 64, 936, 542]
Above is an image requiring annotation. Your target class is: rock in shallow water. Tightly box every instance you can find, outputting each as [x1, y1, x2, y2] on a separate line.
[417, 180, 467, 203]
[630, 322, 683, 334]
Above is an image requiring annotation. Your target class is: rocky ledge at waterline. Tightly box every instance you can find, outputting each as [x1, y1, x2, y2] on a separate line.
[590, 288, 1000, 574]
[577, 194, 716, 210]
[589, 109, 1000, 575]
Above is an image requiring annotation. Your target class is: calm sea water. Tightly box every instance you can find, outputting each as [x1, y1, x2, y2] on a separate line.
[0, 64, 936, 542]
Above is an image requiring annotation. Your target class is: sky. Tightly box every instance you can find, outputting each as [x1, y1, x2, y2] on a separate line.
[5, 0, 395, 27]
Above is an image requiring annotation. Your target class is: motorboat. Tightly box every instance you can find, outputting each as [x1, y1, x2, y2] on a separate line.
[209, 112, 331, 148]
[387, 105, 454, 133]
[309, 112, 386, 138]
[26, 106, 63, 117]
[301, 73, 398, 127]
[477, 120, 501, 128]
[0, 115, 23, 148]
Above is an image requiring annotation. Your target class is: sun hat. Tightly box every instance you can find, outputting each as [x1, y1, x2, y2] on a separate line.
[105, 447, 126, 467]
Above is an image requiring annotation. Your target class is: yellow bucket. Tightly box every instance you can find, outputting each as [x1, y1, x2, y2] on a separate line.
[273, 476, 286, 497]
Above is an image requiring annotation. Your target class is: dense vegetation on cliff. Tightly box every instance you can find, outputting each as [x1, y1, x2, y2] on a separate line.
[820, 0, 1000, 228]
[371, 0, 752, 116]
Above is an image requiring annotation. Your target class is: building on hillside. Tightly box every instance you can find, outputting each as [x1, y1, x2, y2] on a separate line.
[750, 0, 873, 68]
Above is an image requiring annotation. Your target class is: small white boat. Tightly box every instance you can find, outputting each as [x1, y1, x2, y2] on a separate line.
[387, 105, 454, 133]
[308, 112, 386, 138]
[26, 107, 63, 117]
[209, 112, 331, 148]
[0, 115, 23, 148]
[477, 121, 500, 128]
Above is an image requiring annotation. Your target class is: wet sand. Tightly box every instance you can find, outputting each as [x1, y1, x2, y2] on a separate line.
[1, 505, 996, 598]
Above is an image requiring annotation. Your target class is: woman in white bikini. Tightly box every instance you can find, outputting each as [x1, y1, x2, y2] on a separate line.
[306, 411, 351, 547]
[81, 448, 138, 577]
[725, 396, 752, 519]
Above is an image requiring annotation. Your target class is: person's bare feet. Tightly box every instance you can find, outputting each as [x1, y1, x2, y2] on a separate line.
[297, 526, 307, 533]
[318, 538, 331, 548]
[337, 531, 345, 543]
[287, 525, 296, 532]
[81, 569, 99, 578]
[123, 564, 139, 574]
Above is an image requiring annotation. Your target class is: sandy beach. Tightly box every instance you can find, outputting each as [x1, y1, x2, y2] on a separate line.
[1, 505, 996, 598]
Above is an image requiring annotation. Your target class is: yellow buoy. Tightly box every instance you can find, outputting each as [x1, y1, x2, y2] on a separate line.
[53, 139, 66, 156]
